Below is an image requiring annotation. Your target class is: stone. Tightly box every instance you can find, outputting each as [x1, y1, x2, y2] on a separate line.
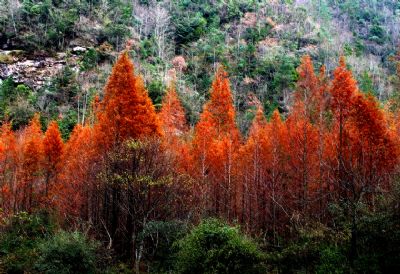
[72, 46, 87, 53]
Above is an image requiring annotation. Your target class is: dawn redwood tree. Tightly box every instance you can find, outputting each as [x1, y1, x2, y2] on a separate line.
[85, 51, 167, 265]
[18, 114, 44, 212]
[96, 51, 162, 148]
[43, 121, 64, 202]
[329, 56, 358, 200]
[285, 56, 321, 218]
[347, 94, 398, 258]
[264, 110, 289, 240]
[192, 66, 240, 218]
[158, 81, 191, 174]
[58, 125, 96, 219]
[0, 123, 17, 215]
[238, 106, 269, 231]
[294, 55, 321, 122]
[349, 94, 398, 195]
[159, 81, 188, 137]
[286, 104, 319, 217]
[327, 56, 399, 262]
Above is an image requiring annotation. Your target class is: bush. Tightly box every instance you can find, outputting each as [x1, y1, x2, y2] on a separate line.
[137, 221, 187, 273]
[58, 109, 78, 140]
[316, 246, 348, 274]
[8, 96, 35, 130]
[173, 12, 207, 47]
[147, 80, 165, 109]
[103, 24, 130, 50]
[0, 212, 99, 274]
[174, 219, 265, 274]
[34, 231, 97, 274]
[80, 48, 99, 71]
[0, 211, 55, 273]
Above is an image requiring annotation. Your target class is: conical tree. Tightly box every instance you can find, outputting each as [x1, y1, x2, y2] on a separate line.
[265, 110, 290, 237]
[58, 125, 96, 218]
[97, 52, 161, 147]
[285, 56, 322, 216]
[159, 81, 191, 175]
[192, 66, 240, 217]
[238, 105, 268, 229]
[193, 66, 240, 152]
[43, 121, 64, 200]
[328, 56, 359, 197]
[201, 66, 239, 138]
[0, 122, 17, 214]
[328, 57, 398, 262]
[19, 114, 44, 212]
[159, 81, 188, 137]
[330, 56, 358, 122]
[294, 55, 321, 123]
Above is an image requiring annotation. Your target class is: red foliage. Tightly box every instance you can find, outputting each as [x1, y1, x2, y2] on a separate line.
[159, 81, 188, 137]
[1, 53, 399, 241]
[192, 66, 241, 217]
[0, 123, 17, 215]
[43, 121, 64, 203]
[57, 125, 96, 218]
[18, 114, 44, 212]
[96, 52, 162, 148]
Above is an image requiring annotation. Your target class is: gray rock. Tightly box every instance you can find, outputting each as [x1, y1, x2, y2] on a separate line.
[72, 46, 87, 53]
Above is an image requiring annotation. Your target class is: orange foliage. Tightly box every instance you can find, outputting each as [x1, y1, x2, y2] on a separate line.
[158, 81, 190, 174]
[238, 106, 269, 230]
[295, 55, 321, 122]
[96, 52, 162, 148]
[1, 52, 399, 240]
[159, 81, 188, 137]
[192, 66, 241, 217]
[18, 114, 44, 212]
[57, 125, 96, 218]
[43, 121, 64, 202]
[0, 123, 17, 215]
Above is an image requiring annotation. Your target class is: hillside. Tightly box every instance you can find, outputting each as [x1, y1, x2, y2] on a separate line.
[0, 0, 399, 134]
[1, 1, 400, 273]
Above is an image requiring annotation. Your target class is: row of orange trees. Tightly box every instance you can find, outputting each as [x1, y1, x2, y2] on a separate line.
[0, 52, 399, 256]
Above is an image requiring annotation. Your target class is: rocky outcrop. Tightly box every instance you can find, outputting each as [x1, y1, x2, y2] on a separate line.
[0, 50, 79, 90]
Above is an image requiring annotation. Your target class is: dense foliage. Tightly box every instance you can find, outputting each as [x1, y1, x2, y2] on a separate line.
[1, 0, 399, 133]
[175, 219, 265, 274]
[0, 211, 98, 274]
[0, 0, 400, 273]
[0, 51, 399, 272]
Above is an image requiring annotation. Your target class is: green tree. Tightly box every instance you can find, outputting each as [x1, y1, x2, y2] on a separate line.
[174, 219, 265, 274]
[34, 231, 97, 274]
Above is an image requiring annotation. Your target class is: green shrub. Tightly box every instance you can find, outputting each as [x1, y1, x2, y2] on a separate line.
[80, 48, 99, 71]
[369, 24, 386, 44]
[58, 109, 78, 140]
[174, 219, 265, 274]
[0, 211, 55, 273]
[136, 221, 187, 273]
[173, 12, 207, 47]
[316, 246, 348, 274]
[0, 77, 16, 101]
[34, 231, 97, 274]
[147, 79, 165, 109]
[103, 24, 130, 50]
[8, 96, 35, 130]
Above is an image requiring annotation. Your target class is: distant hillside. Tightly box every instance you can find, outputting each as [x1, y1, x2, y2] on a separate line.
[0, 0, 399, 134]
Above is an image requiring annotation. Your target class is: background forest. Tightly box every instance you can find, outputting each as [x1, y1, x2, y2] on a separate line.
[0, 0, 400, 273]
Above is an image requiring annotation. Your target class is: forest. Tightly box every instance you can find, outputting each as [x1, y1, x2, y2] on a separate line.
[1, 0, 400, 273]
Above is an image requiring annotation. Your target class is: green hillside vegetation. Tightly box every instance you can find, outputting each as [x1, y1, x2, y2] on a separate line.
[0, 0, 399, 134]
[0, 1, 400, 273]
